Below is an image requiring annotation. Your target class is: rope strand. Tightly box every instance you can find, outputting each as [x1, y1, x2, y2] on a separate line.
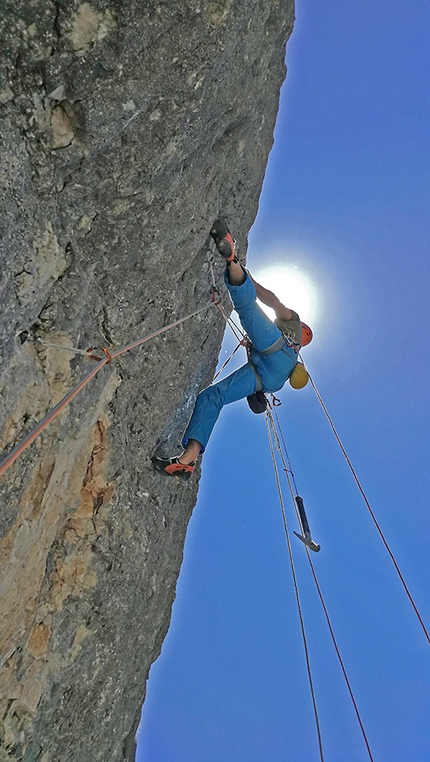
[0, 301, 216, 479]
[215, 301, 246, 342]
[265, 413, 325, 762]
[212, 341, 243, 382]
[267, 404, 375, 762]
[306, 550, 375, 762]
[306, 369, 430, 646]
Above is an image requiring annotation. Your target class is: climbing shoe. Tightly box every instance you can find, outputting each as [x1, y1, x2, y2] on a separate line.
[210, 219, 238, 263]
[151, 455, 195, 481]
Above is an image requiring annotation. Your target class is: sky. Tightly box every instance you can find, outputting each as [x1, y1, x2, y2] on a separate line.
[137, 2, 430, 760]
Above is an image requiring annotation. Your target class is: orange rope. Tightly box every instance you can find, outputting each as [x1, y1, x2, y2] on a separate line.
[0, 301, 216, 479]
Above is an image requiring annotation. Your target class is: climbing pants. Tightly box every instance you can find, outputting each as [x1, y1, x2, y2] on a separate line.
[183, 270, 297, 450]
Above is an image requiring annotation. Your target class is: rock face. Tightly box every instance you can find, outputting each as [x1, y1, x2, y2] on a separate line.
[0, 2, 294, 760]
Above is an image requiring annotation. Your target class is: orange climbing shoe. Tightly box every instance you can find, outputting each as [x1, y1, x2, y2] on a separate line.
[210, 219, 238, 263]
[151, 455, 195, 481]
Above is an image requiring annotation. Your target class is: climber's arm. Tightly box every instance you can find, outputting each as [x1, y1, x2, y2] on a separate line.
[248, 273, 293, 321]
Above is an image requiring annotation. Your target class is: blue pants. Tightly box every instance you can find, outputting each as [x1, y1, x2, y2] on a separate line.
[183, 270, 297, 449]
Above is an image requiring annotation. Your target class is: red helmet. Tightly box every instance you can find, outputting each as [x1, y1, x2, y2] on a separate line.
[301, 322, 313, 347]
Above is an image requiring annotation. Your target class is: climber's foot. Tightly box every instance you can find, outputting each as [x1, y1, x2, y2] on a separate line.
[151, 455, 195, 481]
[210, 219, 237, 262]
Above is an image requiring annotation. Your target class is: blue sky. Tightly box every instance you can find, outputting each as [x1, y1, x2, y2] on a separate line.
[138, 1, 430, 760]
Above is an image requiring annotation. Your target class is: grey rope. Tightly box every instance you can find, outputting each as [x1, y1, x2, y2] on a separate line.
[265, 411, 325, 762]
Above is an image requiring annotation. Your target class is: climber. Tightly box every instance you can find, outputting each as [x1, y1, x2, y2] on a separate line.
[151, 220, 313, 480]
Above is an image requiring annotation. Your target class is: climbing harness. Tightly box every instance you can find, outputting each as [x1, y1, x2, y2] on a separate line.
[259, 334, 286, 355]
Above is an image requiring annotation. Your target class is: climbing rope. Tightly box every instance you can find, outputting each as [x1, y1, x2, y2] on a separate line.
[212, 280, 428, 654]
[208, 253, 218, 293]
[268, 403, 375, 762]
[306, 550, 375, 762]
[207, 247, 248, 381]
[212, 340, 244, 383]
[25, 337, 115, 363]
[2, 248, 245, 478]
[207, 246, 247, 343]
[265, 411, 325, 762]
[0, 301, 217, 478]
[302, 363, 430, 647]
[216, 301, 245, 342]
[272, 404, 299, 494]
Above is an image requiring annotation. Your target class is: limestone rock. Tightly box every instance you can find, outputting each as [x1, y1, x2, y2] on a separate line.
[0, 1, 295, 759]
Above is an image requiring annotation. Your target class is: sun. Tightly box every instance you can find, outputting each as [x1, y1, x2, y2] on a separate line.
[251, 264, 318, 325]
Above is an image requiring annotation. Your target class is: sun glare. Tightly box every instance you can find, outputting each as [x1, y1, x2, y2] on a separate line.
[251, 264, 318, 325]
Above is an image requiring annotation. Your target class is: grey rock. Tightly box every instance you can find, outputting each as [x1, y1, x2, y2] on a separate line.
[0, 1, 295, 759]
